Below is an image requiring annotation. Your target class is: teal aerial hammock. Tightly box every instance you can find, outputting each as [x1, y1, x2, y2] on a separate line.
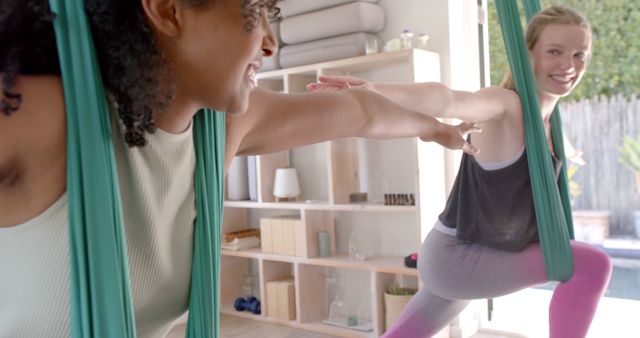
[49, 0, 224, 337]
[495, 0, 575, 282]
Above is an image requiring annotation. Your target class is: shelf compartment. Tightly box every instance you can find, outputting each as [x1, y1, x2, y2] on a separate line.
[261, 260, 295, 320]
[286, 73, 317, 93]
[219, 256, 260, 314]
[221, 249, 418, 276]
[298, 266, 375, 337]
[290, 142, 330, 202]
[333, 211, 421, 259]
[256, 151, 290, 203]
[329, 138, 361, 204]
[302, 209, 336, 258]
[224, 200, 417, 212]
[256, 77, 284, 92]
[374, 272, 420, 335]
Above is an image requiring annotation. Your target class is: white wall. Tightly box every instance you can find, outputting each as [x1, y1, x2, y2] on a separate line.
[378, 3, 485, 336]
[378, 0, 481, 90]
[379, 0, 482, 201]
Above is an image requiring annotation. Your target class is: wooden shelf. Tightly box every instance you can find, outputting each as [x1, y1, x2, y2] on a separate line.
[222, 248, 296, 263]
[224, 200, 417, 212]
[257, 49, 436, 80]
[222, 48, 444, 337]
[221, 249, 418, 276]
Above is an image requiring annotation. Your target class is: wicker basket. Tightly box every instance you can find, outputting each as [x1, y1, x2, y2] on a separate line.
[384, 292, 414, 331]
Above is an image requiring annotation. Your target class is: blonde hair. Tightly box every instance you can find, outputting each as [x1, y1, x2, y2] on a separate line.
[499, 5, 591, 90]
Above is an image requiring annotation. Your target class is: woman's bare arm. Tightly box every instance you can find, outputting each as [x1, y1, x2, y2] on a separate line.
[224, 88, 479, 168]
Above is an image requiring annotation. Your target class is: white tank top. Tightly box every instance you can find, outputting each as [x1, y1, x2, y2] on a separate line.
[0, 115, 196, 338]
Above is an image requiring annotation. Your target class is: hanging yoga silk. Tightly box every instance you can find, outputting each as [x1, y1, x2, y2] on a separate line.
[49, 0, 137, 336]
[49, 0, 224, 336]
[187, 109, 225, 338]
[495, 0, 574, 282]
[522, 0, 576, 241]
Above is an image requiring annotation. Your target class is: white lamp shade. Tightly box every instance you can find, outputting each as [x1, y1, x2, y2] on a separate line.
[273, 168, 301, 198]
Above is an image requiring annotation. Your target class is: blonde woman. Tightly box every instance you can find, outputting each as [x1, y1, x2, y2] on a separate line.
[310, 6, 611, 338]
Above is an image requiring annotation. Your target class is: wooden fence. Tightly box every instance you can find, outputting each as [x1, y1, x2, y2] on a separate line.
[560, 95, 639, 237]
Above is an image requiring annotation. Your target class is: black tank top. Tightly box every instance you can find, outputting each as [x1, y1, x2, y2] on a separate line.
[438, 149, 562, 252]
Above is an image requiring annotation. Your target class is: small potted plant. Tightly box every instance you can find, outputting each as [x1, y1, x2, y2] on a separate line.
[563, 137, 586, 205]
[567, 163, 583, 205]
[617, 133, 640, 237]
[384, 285, 417, 332]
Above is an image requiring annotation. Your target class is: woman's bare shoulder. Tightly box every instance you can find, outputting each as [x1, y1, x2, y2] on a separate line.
[0, 74, 66, 226]
[1, 74, 65, 157]
[479, 86, 522, 104]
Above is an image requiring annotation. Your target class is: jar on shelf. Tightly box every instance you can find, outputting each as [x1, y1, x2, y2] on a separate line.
[328, 295, 348, 325]
[356, 298, 371, 325]
[400, 29, 414, 49]
[416, 33, 430, 50]
[242, 273, 258, 298]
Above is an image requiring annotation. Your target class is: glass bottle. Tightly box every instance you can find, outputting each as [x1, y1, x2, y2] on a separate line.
[400, 29, 414, 49]
[356, 298, 371, 325]
[242, 273, 256, 298]
[328, 295, 348, 324]
[416, 33, 430, 50]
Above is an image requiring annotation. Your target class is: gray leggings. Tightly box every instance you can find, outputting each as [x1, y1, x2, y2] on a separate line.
[420, 228, 549, 299]
[382, 226, 612, 337]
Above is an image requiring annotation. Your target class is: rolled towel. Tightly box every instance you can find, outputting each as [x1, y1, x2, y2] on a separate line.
[279, 0, 379, 18]
[280, 2, 384, 45]
[279, 32, 381, 68]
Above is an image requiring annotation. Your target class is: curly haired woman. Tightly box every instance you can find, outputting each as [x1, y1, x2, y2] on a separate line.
[0, 0, 478, 337]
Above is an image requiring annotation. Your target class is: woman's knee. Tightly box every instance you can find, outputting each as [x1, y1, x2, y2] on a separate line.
[570, 242, 612, 284]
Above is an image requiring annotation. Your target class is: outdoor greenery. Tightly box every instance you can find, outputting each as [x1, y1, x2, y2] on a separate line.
[386, 285, 417, 296]
[487, 0, 640, 101]
[617, 133, 640, 195]
[567, 164, 582, 199]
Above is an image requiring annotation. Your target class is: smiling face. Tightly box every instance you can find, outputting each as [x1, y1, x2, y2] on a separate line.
[166, 0, 278, 115]
[529, 23, 591, 99]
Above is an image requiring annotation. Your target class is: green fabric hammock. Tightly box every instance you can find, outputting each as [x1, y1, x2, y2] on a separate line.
[49, 0, 224, 336]
[495, 0, 575, 282]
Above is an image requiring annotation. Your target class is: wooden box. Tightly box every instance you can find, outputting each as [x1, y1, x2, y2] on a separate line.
[260, 218, 273, 253]
[260, 216, 303, 256]
[266, 278, 296, 321]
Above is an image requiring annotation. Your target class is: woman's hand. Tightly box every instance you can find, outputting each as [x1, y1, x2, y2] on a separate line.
[307, 75, 377, 93]
[423, 121, 481, 155]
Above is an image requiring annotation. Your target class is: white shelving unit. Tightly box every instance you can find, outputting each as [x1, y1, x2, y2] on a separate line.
[220, 49, 450, 338]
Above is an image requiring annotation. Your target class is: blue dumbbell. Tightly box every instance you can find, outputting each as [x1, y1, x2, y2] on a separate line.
[234, 296, 261, 315]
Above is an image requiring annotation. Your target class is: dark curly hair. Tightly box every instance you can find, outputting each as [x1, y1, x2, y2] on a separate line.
[0, 1, 58, 115]
[1, 0, 281, 146]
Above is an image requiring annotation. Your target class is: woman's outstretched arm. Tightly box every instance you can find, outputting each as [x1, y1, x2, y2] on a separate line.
[308, 75, 521, 124]
[224, 87, 480, 167]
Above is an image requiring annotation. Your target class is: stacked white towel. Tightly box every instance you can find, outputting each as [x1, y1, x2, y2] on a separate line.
[261, 0, 385, 71]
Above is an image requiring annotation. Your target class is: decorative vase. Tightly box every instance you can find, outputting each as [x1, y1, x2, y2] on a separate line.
[227, 156, 249, 200]
[383, 292, 414, 332]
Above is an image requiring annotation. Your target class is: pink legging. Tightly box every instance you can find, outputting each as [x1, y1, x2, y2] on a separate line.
[382, 229, 612, 338]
